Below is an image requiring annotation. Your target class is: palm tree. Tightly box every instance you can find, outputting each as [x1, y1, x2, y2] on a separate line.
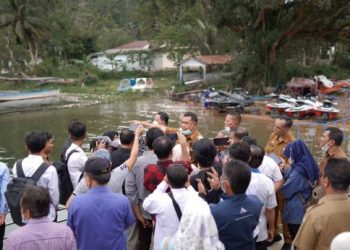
[0, 0, 47, 67]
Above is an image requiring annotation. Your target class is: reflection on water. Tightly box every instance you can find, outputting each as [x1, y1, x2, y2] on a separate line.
[0, 99, 349, 167]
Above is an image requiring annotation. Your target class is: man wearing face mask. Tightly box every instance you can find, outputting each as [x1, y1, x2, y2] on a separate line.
[164, 112, 203, 162]
[6, 186, 76, 250]
[319, 127, 348, 173]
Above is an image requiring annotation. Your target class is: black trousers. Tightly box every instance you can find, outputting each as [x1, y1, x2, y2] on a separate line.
[137, 219, 152, 250]
[0, 223, 5, 250]
[288, 223, 301, 241]
[255, 240, 268, 250]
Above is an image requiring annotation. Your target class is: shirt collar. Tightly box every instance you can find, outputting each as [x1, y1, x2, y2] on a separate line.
[28, 154, 44, 160]
[319, 193, 348, 203]
[88, 185, 109, 193]
[157, 159, 173, 167]
[275, 132, 293, 143]
[171, 187, 187, 194]
[250, 167, 260, 173]
[27, 217, 50, 225]
[222, 193, 247, 201]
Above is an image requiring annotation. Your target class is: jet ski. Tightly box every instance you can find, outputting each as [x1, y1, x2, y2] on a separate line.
[314, 100, 339, 120]
[284, 98, 322, 119]
[266, 95, 297, 114]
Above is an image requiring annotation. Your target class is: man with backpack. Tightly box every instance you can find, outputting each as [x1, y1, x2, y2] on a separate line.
[11, 131, 59, 222]
[64, 120, 88, 189]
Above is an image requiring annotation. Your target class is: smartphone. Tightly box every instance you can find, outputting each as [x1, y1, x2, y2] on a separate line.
[167, 133, 178, 142]
[267, 153, 282, 165]
[213, 137, 230, 146]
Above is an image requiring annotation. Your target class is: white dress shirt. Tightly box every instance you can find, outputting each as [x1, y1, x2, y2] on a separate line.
[246, 172, 277, 242]
[13, 154, 59, 221]
[143, 181, 197, 250]
[259, 156, 283, 183]
[65, 143, 87, 189]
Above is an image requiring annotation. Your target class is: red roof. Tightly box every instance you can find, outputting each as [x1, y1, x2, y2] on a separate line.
[115, 41, 150, 51]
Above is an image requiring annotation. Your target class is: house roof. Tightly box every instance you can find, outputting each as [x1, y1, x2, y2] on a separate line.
[179, 55, 233, 66]
[115, 40, 150, 51]
[104, 40, 150, 54]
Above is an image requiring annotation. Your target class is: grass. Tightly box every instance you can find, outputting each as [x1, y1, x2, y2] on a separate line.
[0, 71, 181, 102]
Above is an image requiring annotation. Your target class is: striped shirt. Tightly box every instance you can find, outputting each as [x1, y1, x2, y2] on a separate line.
[5, 217, 76, 250]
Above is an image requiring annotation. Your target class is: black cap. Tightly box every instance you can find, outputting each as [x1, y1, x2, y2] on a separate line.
[84, 157, 111, 175]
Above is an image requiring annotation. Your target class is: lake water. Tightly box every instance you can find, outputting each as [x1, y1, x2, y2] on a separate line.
[0, 98, 349, 167]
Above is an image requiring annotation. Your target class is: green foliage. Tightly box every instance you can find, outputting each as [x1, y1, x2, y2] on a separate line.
[334, 52, 350, 69]
[83, 73, 99, 86]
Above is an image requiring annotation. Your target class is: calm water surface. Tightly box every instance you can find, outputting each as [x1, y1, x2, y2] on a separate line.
[0, 98, 349, 167]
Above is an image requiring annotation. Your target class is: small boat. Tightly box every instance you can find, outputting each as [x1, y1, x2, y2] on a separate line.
[266, 95, 297, 113]
[203, 90, 244, 112]
[117, 79, 131, 92]
[117, 78, 154, 92]
[0, 89, 60, 102]
[285, 98, 322, 119]
[314, 100, 339, 120]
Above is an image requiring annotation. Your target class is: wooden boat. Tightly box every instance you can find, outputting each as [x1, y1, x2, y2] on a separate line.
[0, 89, 60, 102]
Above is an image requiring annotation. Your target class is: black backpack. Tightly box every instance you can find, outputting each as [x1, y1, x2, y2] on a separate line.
[5, 160, 48, 226]
[53, 150, 77, 205]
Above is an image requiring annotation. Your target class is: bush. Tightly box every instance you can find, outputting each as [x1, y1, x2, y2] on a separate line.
[83, 73, 99, 85]
[334, 52, 350, 69]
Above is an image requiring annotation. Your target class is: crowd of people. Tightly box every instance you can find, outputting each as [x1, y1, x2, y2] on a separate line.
[0, 111, 350, 250]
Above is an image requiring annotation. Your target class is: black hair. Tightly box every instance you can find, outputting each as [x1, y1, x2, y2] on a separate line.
[277, 115, 293, 128]
[145, 127, 164, 150]
[20, 186, 51, 219]
[166, 163, 188, 188]
[87, 172, 111, 185]
[45, 132, 53, 141]
[232, 126, 249, 140]
[183, 112, 198, 124]
[157, 112, 169, 126]
[103, 131, 118, 141]
[249, 145, 265, 168]
[325, 127, 343, 146]
[241, 135, 257, 146]
[120, 128, 135, 145]
[325, 158, 350, 191]
[193, 138, 217, 167]
[153, 136, 173, 159]
[68, 119, 87, 141]
[224, 160, 251, 194]
[25, 131, 47, 153]
[229, 142, 251, 163]
[228, 112, 241, 124]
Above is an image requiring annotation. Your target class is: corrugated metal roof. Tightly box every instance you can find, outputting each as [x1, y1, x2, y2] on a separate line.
[179, 55, 233, 66]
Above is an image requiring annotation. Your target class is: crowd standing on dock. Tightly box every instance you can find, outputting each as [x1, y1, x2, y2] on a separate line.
[0, 111, 350, 250]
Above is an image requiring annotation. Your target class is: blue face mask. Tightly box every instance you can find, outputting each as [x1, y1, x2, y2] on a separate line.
[180, 128, 192, 136]
[21, 214, 29, 224]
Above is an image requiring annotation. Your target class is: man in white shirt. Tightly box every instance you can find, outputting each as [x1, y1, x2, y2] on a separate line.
[242, 135, 283, 191]
[13, 131, 59, 221]
[259, 154, 284, 191]
[65, 120, 87, 188]
[143, 163, 197, 250]
[248, 145, 277, 249]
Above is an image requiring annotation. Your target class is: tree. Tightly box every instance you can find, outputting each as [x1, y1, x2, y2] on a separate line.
[0, 0, 50, 67]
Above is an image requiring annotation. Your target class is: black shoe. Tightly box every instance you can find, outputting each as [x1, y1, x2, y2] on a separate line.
[282, 242, 292, 250]
[267, 234, 282, 246]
